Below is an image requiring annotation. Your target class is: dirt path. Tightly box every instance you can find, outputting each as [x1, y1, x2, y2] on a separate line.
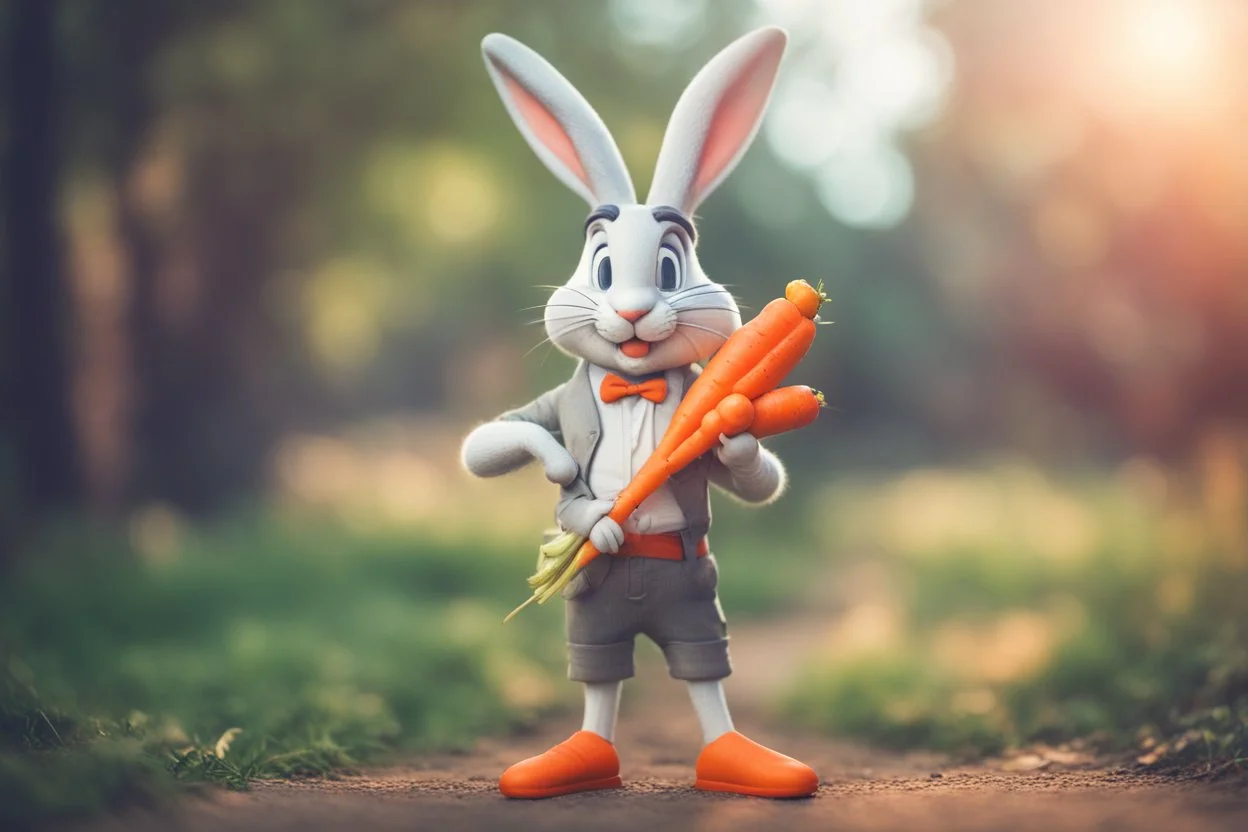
[69, 604, 1248, 832]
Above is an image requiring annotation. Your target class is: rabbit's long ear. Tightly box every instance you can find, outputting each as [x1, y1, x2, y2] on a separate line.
[482, 33, 635, 206]
[647, 27, 787, 214]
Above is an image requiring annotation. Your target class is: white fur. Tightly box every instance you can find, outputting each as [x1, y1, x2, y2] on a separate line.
[460, 421, 577, 484]
[481, 34, 634, 206]
[466, 27, 791, 762]
[465, 28, 790, 505]
[648, 27, 788, 213]
[712, 432, 787, 503]
[544, 204, 741, 377]
[589, 513, 625, 554]
[559, 497, 614, 538]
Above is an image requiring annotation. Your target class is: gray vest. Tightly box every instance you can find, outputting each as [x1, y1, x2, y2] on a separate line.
[502, 361, 713, 555]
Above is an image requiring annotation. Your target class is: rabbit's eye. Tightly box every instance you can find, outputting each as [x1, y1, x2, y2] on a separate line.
[591, 245, 612, 290]
[657, 244, 682, 292]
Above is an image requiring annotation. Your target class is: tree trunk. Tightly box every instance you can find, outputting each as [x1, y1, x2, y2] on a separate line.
[3, 0, 82, 555]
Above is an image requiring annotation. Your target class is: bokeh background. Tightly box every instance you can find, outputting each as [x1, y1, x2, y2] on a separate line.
[3, 0, 1248, 820]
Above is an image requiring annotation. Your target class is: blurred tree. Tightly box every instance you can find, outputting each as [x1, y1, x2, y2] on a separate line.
[2, 0, 81, 553]
[6, 0, 1244, 544]
[60, 0, 253, 514]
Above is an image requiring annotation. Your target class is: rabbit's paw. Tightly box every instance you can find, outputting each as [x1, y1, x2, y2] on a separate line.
[716, 432, 761, 472]
[589, 516, 625, 554]
[558, 498, 614, 538]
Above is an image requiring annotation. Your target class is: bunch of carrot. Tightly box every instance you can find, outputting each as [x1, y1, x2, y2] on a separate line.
[504, 280, 827, 623]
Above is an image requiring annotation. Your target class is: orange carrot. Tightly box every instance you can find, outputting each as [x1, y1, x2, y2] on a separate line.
[598, 395, 752, 529]
[572, 394, 756, 569]
[731, 317, 816, 399]
[571, 282, 824, 570]
[647, 280, 822, 462]
[785, 279, 825, 319]
[660, 297, 800, 453]
[748, 386, 823, 439]
[664, 394, 754, 472]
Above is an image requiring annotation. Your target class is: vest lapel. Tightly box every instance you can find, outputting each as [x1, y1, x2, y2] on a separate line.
[560, 361, 601, 472]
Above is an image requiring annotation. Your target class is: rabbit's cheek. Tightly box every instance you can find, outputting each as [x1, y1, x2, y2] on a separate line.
[595, 314, 633, 344]
[635, 309, 677, 342]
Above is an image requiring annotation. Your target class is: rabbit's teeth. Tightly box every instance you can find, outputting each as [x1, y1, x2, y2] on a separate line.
[620, 338, 651, 358]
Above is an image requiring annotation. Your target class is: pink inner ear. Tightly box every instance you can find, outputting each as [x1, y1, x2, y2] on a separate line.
[694, 51, 776, 196]
[504, 74, 588, 186]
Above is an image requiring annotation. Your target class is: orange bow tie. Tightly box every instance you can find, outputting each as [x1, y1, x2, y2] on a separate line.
[599, 373, 668, 404]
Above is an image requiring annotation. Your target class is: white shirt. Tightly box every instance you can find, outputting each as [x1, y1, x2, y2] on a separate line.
[586, 365, 687, 534]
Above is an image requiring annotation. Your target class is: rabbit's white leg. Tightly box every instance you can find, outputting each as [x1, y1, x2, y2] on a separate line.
[686, 680, 734, 745]
[581, 681, 622, 741]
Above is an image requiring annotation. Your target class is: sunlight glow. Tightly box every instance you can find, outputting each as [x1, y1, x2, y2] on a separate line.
[1118, 0, 1217, 89]
[756, 0, 951, 228]
[1096, 0, 1237, 121]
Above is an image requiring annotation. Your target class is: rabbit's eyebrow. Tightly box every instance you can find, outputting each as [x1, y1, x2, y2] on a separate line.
[651, 206, 696, 241]
[584, 204, 620, 233]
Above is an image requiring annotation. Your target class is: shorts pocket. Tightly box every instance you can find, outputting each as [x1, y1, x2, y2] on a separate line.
[561, 554, 613, 601]
[685, 554, 720, 600]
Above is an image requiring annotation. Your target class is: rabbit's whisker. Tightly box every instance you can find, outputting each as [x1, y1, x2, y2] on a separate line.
[546, 312, 595, 321]
[670, 304, 739, 314]
[526, 319, 595, 355]
[529, 313, 594, 326]
[543, 319, 597, 343]
[550, 318, 597, 334]
[673, 326, 702, 358]
[670, 286, 738, 306]
[523, 337, 553, 359]
[671, 284, 734, 299]
[676, 320, 731, 340]
[537, 284, 600, 306]
[518, 302, 595, 313]
[526, 315, 597, 358]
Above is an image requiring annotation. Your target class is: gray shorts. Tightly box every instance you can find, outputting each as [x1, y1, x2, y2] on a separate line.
[562, 552, 731, 683]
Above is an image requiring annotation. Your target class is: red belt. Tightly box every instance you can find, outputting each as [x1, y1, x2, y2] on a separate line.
[613, 532, 709, 561]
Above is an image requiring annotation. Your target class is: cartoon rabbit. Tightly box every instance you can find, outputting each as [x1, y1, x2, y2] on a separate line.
[461, 26, 818, 799]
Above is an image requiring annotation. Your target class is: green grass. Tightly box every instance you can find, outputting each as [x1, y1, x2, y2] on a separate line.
[0, 503, 817, 826]
[0, 516, 569, 826]
[786, 565, 1248, 759]
[783, 467, 1248, 767]
[786, 652, 1012, 753]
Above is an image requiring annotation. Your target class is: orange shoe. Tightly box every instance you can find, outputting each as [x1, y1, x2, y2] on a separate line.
[498, 731, 622, 798]
[695, 731, 819, 798]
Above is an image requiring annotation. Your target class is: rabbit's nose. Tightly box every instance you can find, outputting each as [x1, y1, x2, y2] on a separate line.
[617, 309, 648, 322]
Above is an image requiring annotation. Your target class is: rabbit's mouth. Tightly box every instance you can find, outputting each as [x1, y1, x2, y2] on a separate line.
[619, 338, 651, 358]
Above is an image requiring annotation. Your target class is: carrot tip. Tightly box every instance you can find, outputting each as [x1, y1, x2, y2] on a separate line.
[813, 389, 827, 407]
[786, 279, 827, 319]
